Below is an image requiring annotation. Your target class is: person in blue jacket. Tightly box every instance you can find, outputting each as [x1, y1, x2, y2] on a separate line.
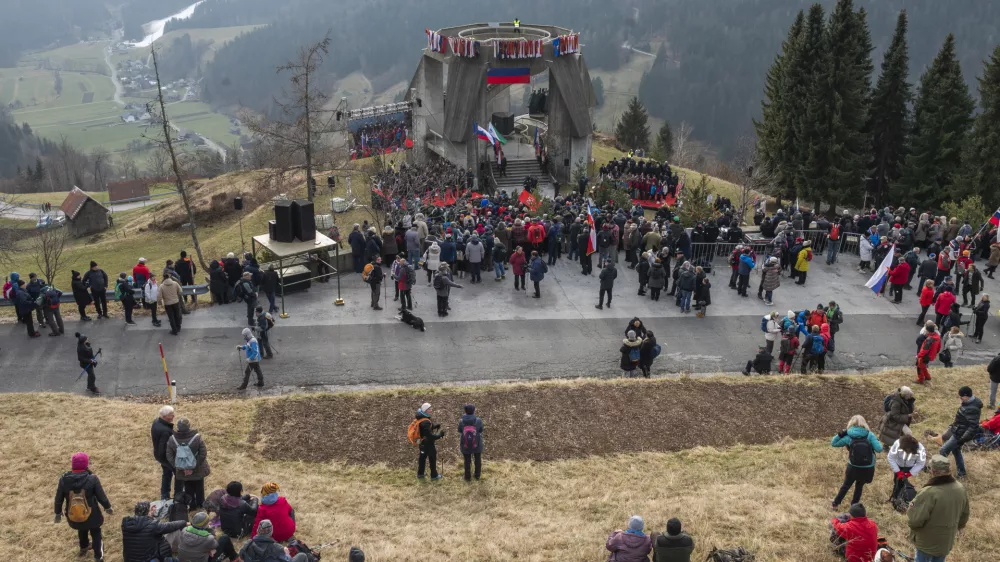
[529, 250, 548, 298]
[237, 327, 264, 390]
[831, 415, 883, 509]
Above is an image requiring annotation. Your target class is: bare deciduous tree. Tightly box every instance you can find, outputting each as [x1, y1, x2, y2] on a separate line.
[118, 150, 140, 181]
[31, 227, 70, 284]
[731, 133, 774, 225]
[148, 45, 209, 273]
[145, 147, 169, 179]
[672, 121, 695, 167]
[0, 194, 20, 266]
[90, 148, 111, 191]
[242, 34, 336, 202]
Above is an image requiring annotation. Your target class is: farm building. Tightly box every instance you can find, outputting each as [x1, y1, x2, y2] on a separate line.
[60, 187, 109, 237]
[107, 180, 150, 203]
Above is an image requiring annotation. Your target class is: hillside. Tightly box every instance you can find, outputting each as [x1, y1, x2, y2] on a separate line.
[1, 367, 995, 561]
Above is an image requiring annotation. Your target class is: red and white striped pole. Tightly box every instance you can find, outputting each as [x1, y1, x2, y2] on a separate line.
[159, 343, 176, 403]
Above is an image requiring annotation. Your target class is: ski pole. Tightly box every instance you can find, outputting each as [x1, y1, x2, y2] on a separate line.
[76, 349, 102, 381]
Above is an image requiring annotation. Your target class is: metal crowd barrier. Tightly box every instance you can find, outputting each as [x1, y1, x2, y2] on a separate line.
[0, 283, 209, 307]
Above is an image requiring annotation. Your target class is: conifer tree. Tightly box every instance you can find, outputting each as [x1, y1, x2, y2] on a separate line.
[653, 121, 673, 161]
[867, 10, 912, 207]
[755, 10, 805, 200]
[615, 97, 651, 151]
[894, 34, 975, 208]
[795, 3, 832, 206]
[961, 44, 1000, 209]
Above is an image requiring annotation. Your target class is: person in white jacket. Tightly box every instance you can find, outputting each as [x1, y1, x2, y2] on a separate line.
[422, 242, 441, 284]
[886, 431, 926, 501]
[859, 235, 874, 272]
[144, 272, 162, 328]
[763, 312, 782, 354]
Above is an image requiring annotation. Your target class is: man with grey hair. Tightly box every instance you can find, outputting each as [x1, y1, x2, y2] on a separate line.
[906, 455, 969, 562]
[239, 519, 311, 561]
[150, 405, 180, 500]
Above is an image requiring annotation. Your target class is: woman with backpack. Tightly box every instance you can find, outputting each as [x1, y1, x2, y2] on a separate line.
[115, 273, 137, 325]
[458, 404, 485, 481]
[167, 417, 211, 509]
[878, 386, 915, 448]
[830, 415, 883, 510]
[777, 327, 799, 374]
[620, 330, 643, 378]
[54, 452, 113, 562]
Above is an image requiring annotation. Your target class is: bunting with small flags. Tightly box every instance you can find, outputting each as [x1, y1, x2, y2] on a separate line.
[553, 33, 580, 56]
[426, 29, 445, 52]
[446, 36, 481, 58]
[493, 38, 543, 60]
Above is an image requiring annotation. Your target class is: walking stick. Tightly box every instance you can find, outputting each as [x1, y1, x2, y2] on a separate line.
[76, 349, 102, 381]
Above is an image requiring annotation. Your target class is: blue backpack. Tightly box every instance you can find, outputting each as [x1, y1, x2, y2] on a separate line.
[760, 316, 769, 333]
[628, 347, 640, 362]
[810, 334, 825, 354]
[652, 344, 661, 359]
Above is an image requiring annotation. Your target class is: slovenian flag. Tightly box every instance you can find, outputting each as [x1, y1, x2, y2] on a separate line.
[487, 67, 530, 84]
[989, 208, 1000, 227]
[585, 200, 598, 256]
[474, 121, 496, 145]
[488, 122, 507, 144]
[864, 243, 896, 295]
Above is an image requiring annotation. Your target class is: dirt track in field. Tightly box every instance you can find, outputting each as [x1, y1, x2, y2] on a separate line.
[249, 378, 883, 467]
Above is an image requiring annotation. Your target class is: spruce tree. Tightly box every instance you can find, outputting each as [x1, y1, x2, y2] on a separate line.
[894, 34, 975, 209]
[819, 0, 872, 210]
[755, 10, 805, 201]
[867, 10, 912, 207]
[654, 121, 673, 161]
[794, 3, 832, 207]
[615, 97, 651, 151]
[962, 44, 1000, 209]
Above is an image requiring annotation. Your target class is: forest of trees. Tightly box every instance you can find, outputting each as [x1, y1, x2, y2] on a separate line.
[0, 110, 57, 179]
[756, 2, 1000, 212]
[0, 0, 108, 66]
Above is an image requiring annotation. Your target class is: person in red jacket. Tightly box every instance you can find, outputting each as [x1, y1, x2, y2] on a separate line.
[933, 286, 957, 327]
[916, 322, 942, 384]
[888, 259, 911, 304]
[251, 481, 296, 542]
[917, 280, 935, 326]
[831, 503, 878, 562]
[132, 258, 152, 289]
[526, 218, 546, 255]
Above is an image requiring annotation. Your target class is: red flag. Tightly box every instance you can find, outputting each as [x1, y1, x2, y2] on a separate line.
[518, 189, 539, 211]
[586, 203, 598, 255]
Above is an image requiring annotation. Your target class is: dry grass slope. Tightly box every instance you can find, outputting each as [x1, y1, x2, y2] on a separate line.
[1, 367, 998, 561]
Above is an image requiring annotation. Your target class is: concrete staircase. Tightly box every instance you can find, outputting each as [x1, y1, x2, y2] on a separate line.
[492, 157, 553, 198]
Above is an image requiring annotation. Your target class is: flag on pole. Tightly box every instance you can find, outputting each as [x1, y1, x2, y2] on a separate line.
[486, 67, 531, 84]
[989, 207, 1000, 227]
[473, 121, 497, 146]
[864, 243, 896, 295]
[585, 201, 598, 256]
[488, 122, 507, 144]
[518, 189, 539, 211]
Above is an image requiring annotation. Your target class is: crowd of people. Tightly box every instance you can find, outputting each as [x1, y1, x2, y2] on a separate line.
[348, 115, 411, 159]
[598, 156, 681, 203]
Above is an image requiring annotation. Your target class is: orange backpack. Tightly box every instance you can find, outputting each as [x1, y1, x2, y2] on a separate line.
[407, 418, 428, 446]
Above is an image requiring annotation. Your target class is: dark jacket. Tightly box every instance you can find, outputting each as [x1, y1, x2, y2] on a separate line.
[71, 272, 92, 306]
[918, 258, 938, 280]
[116, 278, 136, 305]
[878, 391, 914, 447]
[416, 411, 444, 451]
[167, 427, 211, 480]
[652, 532, 694, 562]
[948, 396, 983, 444]
[82, 268, 108, 292]
[223, 258, 243, 287]
[637, 260, 651, 284]
[175, 256, 196, 285]
[240, 536, 291, 562]
[121, 515, 186, 562]
[648, 263, 666, 289]
[260, 269, 279, 294]
[529, 256, 547, 282]
[678, 268, 697, 292]
[458, 413, 485, 454]
[348, 230, 365, 255]
[151, 417, 174, 467]
[77, 339, 95, 368]
[988, 353, 1000, 384]
[209, 261, 228, 293]
[219, 493, 259, 538]
[365, 233, 382, 262]
[599, 264, 618, 290]
[639, 335, 658, 367]
[620, 337, 643, 371]
[54, 470, 111, 530]
[13, 286, 36, 315]
[626, 318, 647, 339]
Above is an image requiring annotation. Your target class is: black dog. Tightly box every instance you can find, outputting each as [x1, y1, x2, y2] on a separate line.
[398, 309, 425, 332]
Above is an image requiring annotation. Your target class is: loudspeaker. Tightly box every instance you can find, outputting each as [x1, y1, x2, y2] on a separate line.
[291, 199, 316, 241]
[272, 201, 295, 243]
[268, 220, 276, 239]
[234, 196, 243, 211]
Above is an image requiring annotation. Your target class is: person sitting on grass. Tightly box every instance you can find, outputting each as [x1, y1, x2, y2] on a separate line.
[218, 481, 259, 539]
[742, 345, 772, 376]
[240, 519, 311, 562]
[830, 503, 878, 562]
[121, 500, 186, 562]
[652, 517, 694, 562]
[606, 515, 652, 562]
[252, 482, 296, 542]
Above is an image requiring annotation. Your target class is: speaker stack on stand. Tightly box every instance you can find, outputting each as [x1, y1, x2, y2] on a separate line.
[269, 200, 316, 243]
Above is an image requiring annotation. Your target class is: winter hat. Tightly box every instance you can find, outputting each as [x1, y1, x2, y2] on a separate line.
[90, 261, 98, 268]
[666, 518, 682, 536]
[242, 327, 253, 339]
[849, 503, 866, 518]
[134, 501, 151, 517]
[190, 511, 210, 529]
[75, 332, 87, 343]
[176, 417, 191, 432]
[627, 330, 636, 341]
[929, 454, 951, 473]
[71, 452, 89, 471]
[127, 275, 134, 283]
[958, 386, 973, 397]
[138, 257, 146, 263]
[72, 270, 80, 277]
[349, 547, 366, 562]
[464, 404, 475, 415]
[628, 516, 644, 532]
[261, 482, 279, 495]
[899, 386, 914, 399]
[420, 402, 432, 412]
[257, 519, 274, 537]
[226, 481, 243, 497]
[227, 252, 235, 258]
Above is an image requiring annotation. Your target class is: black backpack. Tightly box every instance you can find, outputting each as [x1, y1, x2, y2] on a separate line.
[892, 480, 917, 513]
[848, 436, 874, 466]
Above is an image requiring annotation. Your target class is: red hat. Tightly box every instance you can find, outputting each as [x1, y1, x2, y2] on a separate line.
[894, 223, 901, 228]
[71, 452, 89, 471]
